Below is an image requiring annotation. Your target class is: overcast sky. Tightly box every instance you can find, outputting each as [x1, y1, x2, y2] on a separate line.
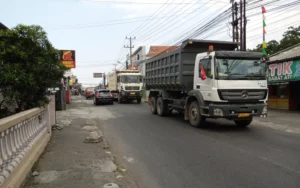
[1, 0, 299, 84]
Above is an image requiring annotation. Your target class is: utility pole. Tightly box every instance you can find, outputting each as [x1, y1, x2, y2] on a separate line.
[231, 0, 239, 46]
[239, 0, 243, 51]
[103, 73, 106, 89]
[124, 36, 136, 67]
[113, 63, 117, 72]
[243, 0, 247, 51]
[231, 0, 235, 42]
[235, 2, 239, 48]
[238, 0, 247, 51]
[125, 60, 128, 70]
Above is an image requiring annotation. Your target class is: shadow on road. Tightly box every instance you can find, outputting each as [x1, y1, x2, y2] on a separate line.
[167, 112, 252, 133]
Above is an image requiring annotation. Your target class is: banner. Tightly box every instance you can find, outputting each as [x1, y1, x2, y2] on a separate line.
[267, 59, 300, 82]
[60, 50, 76, 68]
[93, 73, 103, 78]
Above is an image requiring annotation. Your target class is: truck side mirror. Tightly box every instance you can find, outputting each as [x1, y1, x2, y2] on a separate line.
[117, 76, 120, 82]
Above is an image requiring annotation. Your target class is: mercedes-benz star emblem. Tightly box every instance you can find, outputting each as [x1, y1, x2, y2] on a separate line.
[241, 90, 248, 99]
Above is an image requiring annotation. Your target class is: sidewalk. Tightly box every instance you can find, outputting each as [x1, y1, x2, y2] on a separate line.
[253, 109, 300, 133]
[23, 97, 134, 188]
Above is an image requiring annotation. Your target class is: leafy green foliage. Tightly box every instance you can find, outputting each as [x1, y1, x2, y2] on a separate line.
[0, 24, 67, 116]
[248, 26, 300, 55]
[279, 26, 300, 50]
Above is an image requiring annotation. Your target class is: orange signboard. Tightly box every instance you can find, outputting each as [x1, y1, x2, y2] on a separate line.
[60, 50, 76, 68]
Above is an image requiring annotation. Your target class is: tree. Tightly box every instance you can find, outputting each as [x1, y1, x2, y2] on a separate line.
[279, 26, 300, 50]
[248, 40, 279, 55]
[0, 24, 67, 116]
[249, 25, 300, 55]
[266, 40, 280, 54]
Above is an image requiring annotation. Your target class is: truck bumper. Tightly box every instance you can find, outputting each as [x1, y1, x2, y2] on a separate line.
[121, 91, 142, 99]
[207, 103, 267, 119]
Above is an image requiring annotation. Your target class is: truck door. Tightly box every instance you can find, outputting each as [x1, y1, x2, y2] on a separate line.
[195, 57, 213, 101]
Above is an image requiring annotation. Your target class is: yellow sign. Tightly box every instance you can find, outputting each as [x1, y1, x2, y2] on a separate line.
[60, 50, 76, 68]
[61, 61, 75, 68]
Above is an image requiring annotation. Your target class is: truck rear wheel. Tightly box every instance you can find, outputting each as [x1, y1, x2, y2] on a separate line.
[188, 101, 206, 127]
[150, 97, 157, 114]
[234, 118, 252, 127]
[157, 97, 168, 117]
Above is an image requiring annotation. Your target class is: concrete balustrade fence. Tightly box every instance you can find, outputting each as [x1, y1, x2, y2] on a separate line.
[0, 97, 54, 188]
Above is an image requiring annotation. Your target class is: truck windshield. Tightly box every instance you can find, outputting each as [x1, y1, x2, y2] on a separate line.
[121, 75, 142, 83]
[215, 58, 266, 80]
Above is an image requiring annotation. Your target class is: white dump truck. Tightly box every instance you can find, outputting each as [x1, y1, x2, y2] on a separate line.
[108, 70, 143, 103]
[145, 40, 268, 127]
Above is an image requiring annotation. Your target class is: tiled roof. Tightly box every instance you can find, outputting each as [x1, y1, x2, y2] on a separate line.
[146, 46, 179, 57]
[0, 22, 8, 30]
[270, 43, 300, 62]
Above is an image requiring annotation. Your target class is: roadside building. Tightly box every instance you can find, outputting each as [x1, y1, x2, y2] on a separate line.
[131, 46, 146, 72]
[0, 22, 8, 30]
[267, 43, 300, 110]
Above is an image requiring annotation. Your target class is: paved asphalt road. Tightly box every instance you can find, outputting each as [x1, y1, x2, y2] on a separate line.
[88, 99, 300, 188]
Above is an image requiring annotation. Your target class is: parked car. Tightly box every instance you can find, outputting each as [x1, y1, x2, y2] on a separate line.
[72, 87, 79, 95]
[93, 89, 114, 105]
[84, 87, 95, 99]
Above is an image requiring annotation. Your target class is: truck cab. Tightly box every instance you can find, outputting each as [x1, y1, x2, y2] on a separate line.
[193, 50, 268, 125]
[117, 72, 143, 103]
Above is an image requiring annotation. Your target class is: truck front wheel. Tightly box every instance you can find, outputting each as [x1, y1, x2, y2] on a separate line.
[157, 97, 168, 117]
[234, 118, 252, 127]
[188, 101, 206, 127]
[137, 98, 141, 104]
[150, 97, 157, 114]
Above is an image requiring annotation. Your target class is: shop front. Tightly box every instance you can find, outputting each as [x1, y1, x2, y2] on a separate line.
[267, 59, 300, 111]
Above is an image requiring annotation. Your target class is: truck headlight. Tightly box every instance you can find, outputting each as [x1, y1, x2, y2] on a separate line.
[262, 106, 267, 114]
[214, 108, 224, 116]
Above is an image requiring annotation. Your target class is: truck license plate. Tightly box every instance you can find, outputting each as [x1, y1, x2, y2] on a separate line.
[238, 113, 250, 118]
[130, 92, 135, 95]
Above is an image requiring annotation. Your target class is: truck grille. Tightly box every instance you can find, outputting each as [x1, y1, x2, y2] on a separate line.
[125, 86, 140, 91]
[218, 89, 267, 101]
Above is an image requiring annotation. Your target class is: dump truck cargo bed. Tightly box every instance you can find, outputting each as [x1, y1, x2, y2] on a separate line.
[145, 40, 238, 92]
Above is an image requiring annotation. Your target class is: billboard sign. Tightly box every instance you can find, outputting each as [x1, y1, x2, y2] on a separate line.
[267, 59, 300, 83]
[60, 50, 76, 68]
[93, 73, 103, 78]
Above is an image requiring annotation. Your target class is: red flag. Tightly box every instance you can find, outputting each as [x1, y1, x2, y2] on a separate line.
[262, 6, 266, 13]
[263, 28, 267, 34]
[200, 65, 207, 80]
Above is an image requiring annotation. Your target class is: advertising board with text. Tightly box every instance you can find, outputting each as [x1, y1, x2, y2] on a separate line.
[267, 59, 300, 83]
[60, 50, 76, 68]
[93, 73, 103, 78]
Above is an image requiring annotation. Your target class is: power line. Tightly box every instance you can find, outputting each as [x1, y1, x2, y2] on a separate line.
[46, 7, 205, 30]
[135, 0, 227, 47]
[115, 0, 174, 64]
[80, 0, 227, 4]
[134, 0, 201, 42]
[127, 0, 174, 36]
[247, 20, 300, 40]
